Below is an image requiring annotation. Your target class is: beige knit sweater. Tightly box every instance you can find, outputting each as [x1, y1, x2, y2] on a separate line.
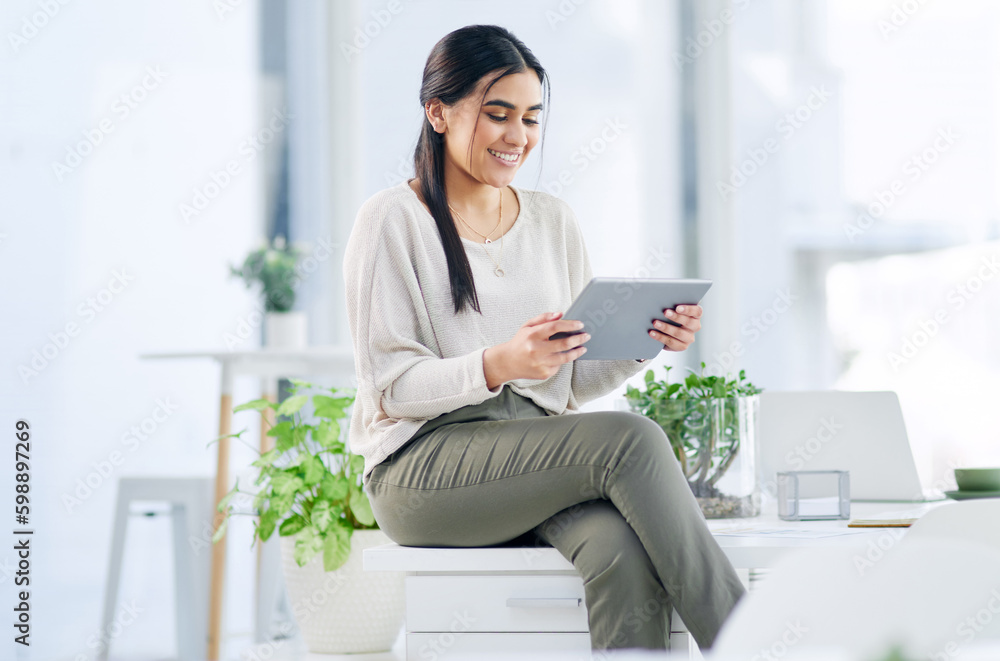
[344, 179, 650, 483]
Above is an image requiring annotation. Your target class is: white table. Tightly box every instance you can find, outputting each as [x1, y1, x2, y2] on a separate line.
[364, 498, 952, 660]
[140, 346, 355, 660]
[704, 499, 949, 567]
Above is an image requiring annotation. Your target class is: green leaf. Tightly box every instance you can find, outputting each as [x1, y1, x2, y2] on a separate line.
[276, 394, 310, 417]
[207, 429, 246, 449]
[332, 386, 358, 399]
[258, 508, 278, 541]
[314, 419, 342, 449]
[314, 395, 353, 419]
[211, 518, 228, 543]
[267, 419, 294, 441]
[216, 483, 239, 513]
[288, 378, 315, 390]
[266, 419, 291, 436]
[311, 499, 334, 531]
[267, 420, 298, 452]
[270, 491, 295, 518]
[643, 369, 654, 384]
[349, 454, 365, 475]
[254, 464, 274, 486]
[279, 514, 308, 537]
[293, 527, 324, 567]
[271, 471, 305, 498]
[276, 424, 307, 453]
[253, 488, 269, 514]
[350, 483, 376, 526]
[302, 455, 325, 486]
[252, 448, 278, 468]
[233, 398, 276, 413]
[322, 522, 352, 572]
[321, 473, 349, 501]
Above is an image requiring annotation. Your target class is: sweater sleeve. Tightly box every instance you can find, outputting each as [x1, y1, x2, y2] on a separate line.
[344, 198, 505, 422]
[564, 206, 651, 410]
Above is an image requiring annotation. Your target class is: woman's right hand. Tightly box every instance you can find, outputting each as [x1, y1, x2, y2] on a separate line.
[484, 312, 590, 386]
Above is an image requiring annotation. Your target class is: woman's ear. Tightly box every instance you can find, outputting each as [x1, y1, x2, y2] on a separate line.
[425, 99, 447, 134]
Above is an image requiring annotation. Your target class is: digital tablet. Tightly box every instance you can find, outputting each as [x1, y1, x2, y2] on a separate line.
[548, 277, 713, 360]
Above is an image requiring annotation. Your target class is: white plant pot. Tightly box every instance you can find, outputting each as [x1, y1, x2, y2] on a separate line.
[280, 529, 405, 654]
[264, 311, 308, 349]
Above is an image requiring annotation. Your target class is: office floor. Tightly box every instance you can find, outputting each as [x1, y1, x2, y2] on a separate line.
[240, 630, 406, 661]
[78, 630, 405, 661]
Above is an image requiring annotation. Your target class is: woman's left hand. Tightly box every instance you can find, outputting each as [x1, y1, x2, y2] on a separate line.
[649, 304, 702, 352]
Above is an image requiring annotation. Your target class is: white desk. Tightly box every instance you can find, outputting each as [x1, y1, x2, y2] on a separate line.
[364, 499, 952, 660]
[141, 346, 355, 660]
[704, 499, 950, 568]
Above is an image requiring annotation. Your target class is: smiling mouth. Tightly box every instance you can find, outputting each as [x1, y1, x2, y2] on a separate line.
[488, 148, 520, 163]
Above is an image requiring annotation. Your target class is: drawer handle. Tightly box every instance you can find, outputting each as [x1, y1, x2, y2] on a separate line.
[505, 597, 582, 609]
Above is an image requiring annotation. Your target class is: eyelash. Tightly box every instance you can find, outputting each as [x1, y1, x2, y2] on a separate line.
[488, 114, 540, 125]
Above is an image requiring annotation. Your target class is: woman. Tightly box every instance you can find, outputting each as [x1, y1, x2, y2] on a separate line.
[343, 24, 745, 651]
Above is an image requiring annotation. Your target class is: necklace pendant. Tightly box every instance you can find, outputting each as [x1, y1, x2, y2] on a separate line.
[484, 238, 492, 244]
[494, 266, 505, 277]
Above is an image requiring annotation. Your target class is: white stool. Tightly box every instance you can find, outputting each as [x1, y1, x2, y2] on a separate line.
[99, 476, 214, 661]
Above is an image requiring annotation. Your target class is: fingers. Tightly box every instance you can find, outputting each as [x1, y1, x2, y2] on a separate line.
[560, 332, 590, 352]
[649, 331, 691, 351]
[524, 311, 562, 327]
[649, 324, 694, 350]
[676, 304, 703, 319]
[651, 304, 702, 352]
[663, 305, 702, 333]
[550, 318, 585, 334]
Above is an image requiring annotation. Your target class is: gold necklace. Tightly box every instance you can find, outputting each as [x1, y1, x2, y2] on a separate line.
[449, 195, 502, 244]
[449, 188, 505, 277]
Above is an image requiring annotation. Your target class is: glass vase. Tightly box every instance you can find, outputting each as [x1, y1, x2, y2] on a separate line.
[641, 396, 761, 519]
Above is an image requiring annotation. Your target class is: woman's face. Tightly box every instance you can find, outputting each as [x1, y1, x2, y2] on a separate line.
[434, 70, 543, 189]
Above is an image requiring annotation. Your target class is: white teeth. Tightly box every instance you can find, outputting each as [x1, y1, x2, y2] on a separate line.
[488, 148, 519, 162]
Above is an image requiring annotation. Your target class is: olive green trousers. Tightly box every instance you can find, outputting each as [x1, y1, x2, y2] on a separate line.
[364, 384, 746, 651]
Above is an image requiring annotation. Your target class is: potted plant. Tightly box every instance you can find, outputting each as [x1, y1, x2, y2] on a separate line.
[625, 363, 763, 519]
[212, 379, 404, 653]
[230, 235, 308, 348]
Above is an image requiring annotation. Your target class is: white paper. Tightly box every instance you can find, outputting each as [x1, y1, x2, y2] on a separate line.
[710, 526, 869, 539]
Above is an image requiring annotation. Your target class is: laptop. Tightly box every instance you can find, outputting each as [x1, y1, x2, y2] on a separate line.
[758, 391, 945, 502]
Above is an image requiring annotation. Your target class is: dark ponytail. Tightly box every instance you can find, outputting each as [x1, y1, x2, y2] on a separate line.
[413, 25, 550, 315]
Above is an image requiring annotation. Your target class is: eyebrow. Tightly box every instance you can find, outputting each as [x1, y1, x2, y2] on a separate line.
[484, 99, 544, 111]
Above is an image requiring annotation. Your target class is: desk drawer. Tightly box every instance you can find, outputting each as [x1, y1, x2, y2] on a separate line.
[406, 575, 589, 633]
[407, 632, 592, 660]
